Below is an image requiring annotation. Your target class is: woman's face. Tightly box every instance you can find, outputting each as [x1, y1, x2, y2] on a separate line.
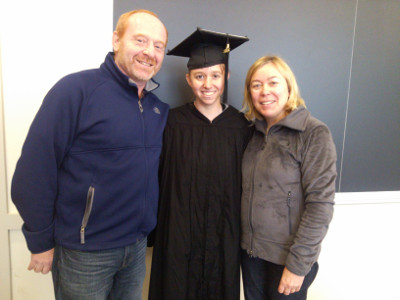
[186, 64, 225, 108]
[250, 63, 289, 126]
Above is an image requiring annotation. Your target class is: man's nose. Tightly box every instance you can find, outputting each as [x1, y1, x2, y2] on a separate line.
[143, 42, 155, 57]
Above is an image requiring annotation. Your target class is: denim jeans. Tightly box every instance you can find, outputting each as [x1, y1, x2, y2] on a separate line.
[52, 238, 147, 300]
[241, 249, 318, 300]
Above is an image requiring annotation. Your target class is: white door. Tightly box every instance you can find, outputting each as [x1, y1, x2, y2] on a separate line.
[0, 42, 54, 300]
[0, 2, 113, 299]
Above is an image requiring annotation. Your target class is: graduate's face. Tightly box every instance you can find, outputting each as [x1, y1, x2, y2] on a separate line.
[250, 63, 289, 126]
[113, 12, 167, 86]
[186, 64, 225, 108]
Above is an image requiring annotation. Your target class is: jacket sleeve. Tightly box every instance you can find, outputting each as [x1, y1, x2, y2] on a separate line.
[285, 123, 337, 276]
[11, 75, 84, 253]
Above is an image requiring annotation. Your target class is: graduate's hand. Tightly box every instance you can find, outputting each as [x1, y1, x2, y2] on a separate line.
[277, 267, 304, 295]
[27, 248, 54, 274]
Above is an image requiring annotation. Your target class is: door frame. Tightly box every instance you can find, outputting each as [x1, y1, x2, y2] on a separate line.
[0, 40, 24, 300]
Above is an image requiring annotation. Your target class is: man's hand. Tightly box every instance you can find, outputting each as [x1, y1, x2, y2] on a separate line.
[278, 267, 304, 295]
[27, 248, 54, 274]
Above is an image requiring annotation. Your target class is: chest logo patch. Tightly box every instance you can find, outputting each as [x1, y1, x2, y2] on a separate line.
[153, 107, 161, 114]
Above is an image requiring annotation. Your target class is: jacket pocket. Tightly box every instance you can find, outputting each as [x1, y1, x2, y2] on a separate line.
[287, 191, 292, 235]
[80, 186, 95, 244]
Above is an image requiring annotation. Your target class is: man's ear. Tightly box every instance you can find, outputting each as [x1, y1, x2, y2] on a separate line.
[112, 31, 120, 52]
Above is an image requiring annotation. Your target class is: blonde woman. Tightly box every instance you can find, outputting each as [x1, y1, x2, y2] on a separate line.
[241, 56, 337, 300]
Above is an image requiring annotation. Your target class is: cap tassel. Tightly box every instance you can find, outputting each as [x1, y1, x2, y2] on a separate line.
[222, 35, 230, 104]
[223, 35, 231, 53]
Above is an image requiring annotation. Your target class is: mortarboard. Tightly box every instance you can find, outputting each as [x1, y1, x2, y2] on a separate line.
[167, 28, 249, 103]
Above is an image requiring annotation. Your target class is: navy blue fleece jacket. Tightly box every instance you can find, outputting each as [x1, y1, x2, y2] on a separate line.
[11, 52, 169, 253]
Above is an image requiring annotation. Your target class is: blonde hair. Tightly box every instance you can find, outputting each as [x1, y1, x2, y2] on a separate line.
[115, 9, 168, 43]
[242, 55, 305, 121]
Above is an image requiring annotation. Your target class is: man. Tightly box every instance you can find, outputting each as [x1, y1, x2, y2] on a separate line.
[11, 9, 168, 299]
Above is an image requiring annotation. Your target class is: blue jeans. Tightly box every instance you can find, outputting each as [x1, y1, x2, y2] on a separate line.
[52, 238, 147, 300]
[241, 249, 318, 300]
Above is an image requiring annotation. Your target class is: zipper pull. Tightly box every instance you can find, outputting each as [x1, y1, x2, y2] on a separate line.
[138, 99, 143, 113]
[248, 250, 253, 258]
[80, 226, 85, 244]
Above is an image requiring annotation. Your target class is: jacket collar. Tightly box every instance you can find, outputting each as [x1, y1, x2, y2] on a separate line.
[128, 78, 159, 93]
[101, 52, 160, 93]
[255, 106, 310, 134]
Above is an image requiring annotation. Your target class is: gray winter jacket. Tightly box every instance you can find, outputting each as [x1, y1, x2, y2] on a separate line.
[241, 106, 336, 276]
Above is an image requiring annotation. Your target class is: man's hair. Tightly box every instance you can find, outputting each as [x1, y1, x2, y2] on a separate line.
[114, 9, 168, 42]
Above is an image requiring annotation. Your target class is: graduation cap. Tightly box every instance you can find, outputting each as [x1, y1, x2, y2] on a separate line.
[167, 28, 249, 103]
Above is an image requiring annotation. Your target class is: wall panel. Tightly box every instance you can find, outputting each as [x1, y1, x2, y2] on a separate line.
[340, 0, 400, 191]
[114, 0, 400, 192]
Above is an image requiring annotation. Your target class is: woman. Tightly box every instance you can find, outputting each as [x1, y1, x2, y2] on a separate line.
[241, 55, 337, 300]
[149, 29, 252, 300]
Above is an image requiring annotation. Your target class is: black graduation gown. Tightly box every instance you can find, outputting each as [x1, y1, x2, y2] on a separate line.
[149, 103, 252, 300]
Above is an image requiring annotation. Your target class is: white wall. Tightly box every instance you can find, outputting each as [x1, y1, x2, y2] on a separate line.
[0, 1, 113, 299]
[1, 2, 399, 300]
[0, 0, 113, 213]
[308, 192, 400, 300]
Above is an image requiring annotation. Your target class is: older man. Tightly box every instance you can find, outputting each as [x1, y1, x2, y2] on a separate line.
[11, 9, 168, 299]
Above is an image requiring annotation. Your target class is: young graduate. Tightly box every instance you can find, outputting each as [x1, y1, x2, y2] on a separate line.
[149, 28, 251, 300]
